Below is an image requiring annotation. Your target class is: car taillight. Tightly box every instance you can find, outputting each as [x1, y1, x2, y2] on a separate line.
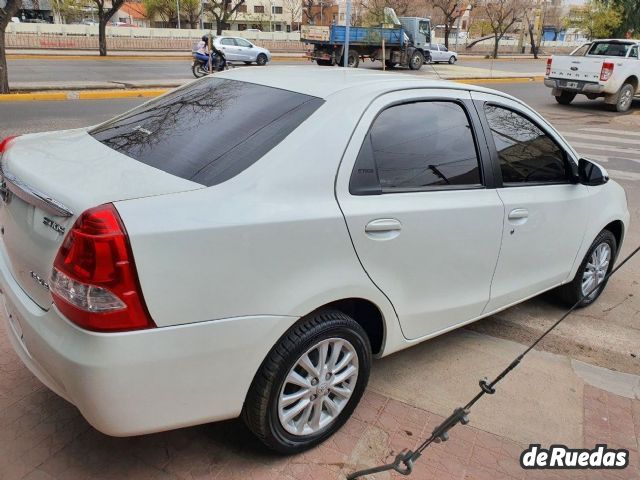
[50, 203, 155, 332]
[600, 62, 614, 81]
[546, 58, 552, 76]
[0, 136, 18, 156]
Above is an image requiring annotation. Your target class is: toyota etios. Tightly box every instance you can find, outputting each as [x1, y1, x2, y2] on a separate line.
[0, 67, 629, 453]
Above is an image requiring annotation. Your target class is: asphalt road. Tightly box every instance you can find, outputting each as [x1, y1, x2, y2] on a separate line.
[6, 57, 546, 84]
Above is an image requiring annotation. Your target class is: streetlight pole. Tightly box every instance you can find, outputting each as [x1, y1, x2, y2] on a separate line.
[343, 0, 351, 66]
[176, 0, 181, 28]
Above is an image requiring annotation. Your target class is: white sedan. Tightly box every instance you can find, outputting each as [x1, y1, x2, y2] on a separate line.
[214, 36, 272, 65]
[429, 43, 458, 63]
[0, 67, 629, 453]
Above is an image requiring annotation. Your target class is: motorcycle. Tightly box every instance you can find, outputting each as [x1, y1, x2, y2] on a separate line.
[191, 49, 229, 78]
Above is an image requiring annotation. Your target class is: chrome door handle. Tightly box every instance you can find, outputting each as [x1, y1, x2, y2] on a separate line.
[508, 208, 529, 220]
[365, 218, 402, 233]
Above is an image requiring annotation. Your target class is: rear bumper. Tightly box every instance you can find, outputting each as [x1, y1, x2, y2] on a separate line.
[544, 77, 605, 94]
[0, 244, 295, 436]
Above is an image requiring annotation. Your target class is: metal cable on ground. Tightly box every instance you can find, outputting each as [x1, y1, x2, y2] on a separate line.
[347, 243, 640, 479]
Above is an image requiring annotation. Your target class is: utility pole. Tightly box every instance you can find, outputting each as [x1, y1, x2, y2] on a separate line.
[343, 0, 351, 66]
[176, 0, 181, 28]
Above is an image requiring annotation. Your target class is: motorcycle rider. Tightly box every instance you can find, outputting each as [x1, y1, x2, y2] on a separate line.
[194, 34, 226, 72]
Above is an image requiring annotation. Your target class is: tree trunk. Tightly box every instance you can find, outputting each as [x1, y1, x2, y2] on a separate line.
[493, 34, 499, 58]
[528, 25, 538, 59]
[99, 19, 108, 56]
[0, 28, 9, 94]
[216, 19, 223, 35]
[444, 24, 449, 48]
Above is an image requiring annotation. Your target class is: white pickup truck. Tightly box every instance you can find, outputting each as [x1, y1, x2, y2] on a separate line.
[544, 39, 640, 112]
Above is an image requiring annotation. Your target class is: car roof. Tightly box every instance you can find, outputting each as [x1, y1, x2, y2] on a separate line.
[216, 66, 513, 100]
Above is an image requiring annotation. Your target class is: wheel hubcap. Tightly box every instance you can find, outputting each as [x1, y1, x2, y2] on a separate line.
[621, 89, 632, 108]
[581, 242, 611, 298]
[278, 338, 358, 436]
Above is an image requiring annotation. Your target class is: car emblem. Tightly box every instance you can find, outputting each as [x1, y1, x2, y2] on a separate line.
[30, 271, 50, 290]
[43, 217, 65, 234]
[570, 66, 578, 71]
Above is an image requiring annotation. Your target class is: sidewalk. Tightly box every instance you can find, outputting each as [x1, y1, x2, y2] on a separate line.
[0, 318, 637, 480]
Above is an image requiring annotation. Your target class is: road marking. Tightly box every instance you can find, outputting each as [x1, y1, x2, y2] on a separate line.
[606, 169, 640, 181]
[579, 127, 640, 137]
[563, 132, 640, 146]
[567, 142, 640, 162]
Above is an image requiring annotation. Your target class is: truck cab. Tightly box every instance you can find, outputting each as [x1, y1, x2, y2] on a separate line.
[398, 17, 432, 49]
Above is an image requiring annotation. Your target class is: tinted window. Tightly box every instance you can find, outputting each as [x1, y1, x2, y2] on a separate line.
[630, 45, 638, 58]
[91, 78, 323, 186]
[350, 101, 481, 194]
[570, 43, 590, 56]
[588, 41, 632, 57]
[484, 105, 568, 184]
[221, 38, 235, 46]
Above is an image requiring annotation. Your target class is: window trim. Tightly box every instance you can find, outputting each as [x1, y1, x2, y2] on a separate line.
[349, 98, 489, 195]
[480, 101, 578, 188]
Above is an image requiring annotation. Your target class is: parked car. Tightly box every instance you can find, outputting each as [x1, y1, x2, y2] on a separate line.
[428, 43, 457, 63]
[544, 39, 640, 112]
[0, 68, 629, 454]
[214, 36, 271, 65]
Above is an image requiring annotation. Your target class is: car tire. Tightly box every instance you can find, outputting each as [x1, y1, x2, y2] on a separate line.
[555, 91, 576, 105]
[409, 50, 424, 70]
[256, 53, 268, 66]
[609, 83, 635, 112]
[556, 230, 617, 307]
[242, 310, 371, 453]
[448, 56, 456, 64]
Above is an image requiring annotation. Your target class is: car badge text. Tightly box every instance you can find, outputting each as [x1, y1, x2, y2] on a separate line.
[43, 217, 65, 234]
[30, 271, 50, 290]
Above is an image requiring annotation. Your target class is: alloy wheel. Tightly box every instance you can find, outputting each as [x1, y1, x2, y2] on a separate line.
[581, 242, 611, 298]
[277, 338, 359, 436]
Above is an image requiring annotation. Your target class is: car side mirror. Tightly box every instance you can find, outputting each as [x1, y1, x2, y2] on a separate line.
[578, 158, 609, 186]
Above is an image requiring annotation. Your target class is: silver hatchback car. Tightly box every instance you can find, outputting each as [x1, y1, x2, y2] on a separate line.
[214, 36, 272, 66]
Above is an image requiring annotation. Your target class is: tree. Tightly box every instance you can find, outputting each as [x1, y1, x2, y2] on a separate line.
[94, 0, 127, 56]
[360, 0, 413, 24]
[429, 0, 465, 48]
[205, 0, 245, 34]
[144, 0, 178, 26]
[1, 0, 20, 93]
[522, 6, 539, 58]
[564, 1, 622, 40]
[301, 0, 336, 26]
[611, 0, 640, 37]
[283, 0, 302, 30]
[180, 0, 201, 28]
[482, 0, 521, 58]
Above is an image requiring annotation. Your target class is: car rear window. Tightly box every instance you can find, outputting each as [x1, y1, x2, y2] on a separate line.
[90, 78, 324, 186]
[587, 42, 634, 57]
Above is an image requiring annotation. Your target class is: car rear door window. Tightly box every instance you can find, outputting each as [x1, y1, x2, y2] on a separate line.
[350, 101, 482, 194]
[484, 104, 569, 185]
[90, 78, 323, 186]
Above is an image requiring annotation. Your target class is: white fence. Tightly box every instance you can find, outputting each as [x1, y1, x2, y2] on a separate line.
[6, 23, 301, 41]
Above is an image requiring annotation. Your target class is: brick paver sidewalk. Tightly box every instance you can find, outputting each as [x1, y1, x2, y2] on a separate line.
[0, 320, 638, 480]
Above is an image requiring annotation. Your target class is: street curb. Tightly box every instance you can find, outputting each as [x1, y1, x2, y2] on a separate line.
[0, 76, 544, 102]
[0, 89, 168, 102]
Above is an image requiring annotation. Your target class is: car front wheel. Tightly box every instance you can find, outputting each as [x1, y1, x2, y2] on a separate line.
[448, 55, 456, 64]
[242, 310, 371, 453]
[256, 53, 268, 66]
[557, 230, 617, 307]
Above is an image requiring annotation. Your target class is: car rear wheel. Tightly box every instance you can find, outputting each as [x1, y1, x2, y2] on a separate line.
[555, 91, 576, 105]
[557, 230, 617, 307]
[256, 53, 268, 66]
[609, 83, 635, 112]
[242, 310, 371, 453]
[448, 55, 456, 64]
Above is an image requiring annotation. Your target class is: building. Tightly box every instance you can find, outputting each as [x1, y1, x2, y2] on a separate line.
[214, 0, 302, 32]
[113, 1, 150, 27]
[17, 0, 53, 23]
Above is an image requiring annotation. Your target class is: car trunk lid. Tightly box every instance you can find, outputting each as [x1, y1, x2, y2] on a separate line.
[0, 129, 203, 310]
[549, 56, 604, 83]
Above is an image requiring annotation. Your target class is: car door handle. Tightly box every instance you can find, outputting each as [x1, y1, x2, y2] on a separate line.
[508, 208, 529, 220]
[365, 218, 402, 233]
